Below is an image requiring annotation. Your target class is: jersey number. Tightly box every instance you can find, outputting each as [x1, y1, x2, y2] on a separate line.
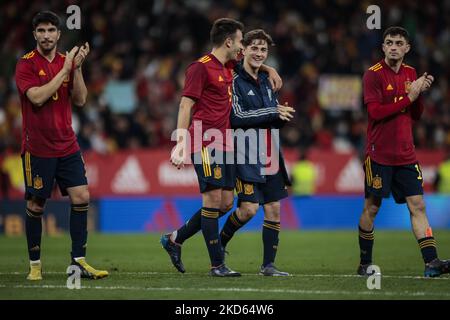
[394, 96, 406, 113]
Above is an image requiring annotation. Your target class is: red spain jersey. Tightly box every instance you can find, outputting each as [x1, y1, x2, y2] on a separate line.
[15, 49, 79, 158]
[182, 54, 234, 153]
[363, 59, 423, 166]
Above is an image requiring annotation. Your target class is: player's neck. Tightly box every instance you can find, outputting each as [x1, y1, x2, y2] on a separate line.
[211, 48, 229, 66]
[384, 57, 403, 73]
[243, 60, 259, 80]
[37, 46, 57, 62]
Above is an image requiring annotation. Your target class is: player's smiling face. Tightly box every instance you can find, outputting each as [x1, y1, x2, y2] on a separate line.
[382, 34, 410, 61]
[243, 39, 268, 68]
[33, 22, 60, 53]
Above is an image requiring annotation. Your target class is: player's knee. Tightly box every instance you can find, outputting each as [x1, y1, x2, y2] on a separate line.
[365, 204, 380, 217]
[264, 210, 280, 221]
[263, 204, 280, 221]
[203, 189, 222, 208]
[409, 199, 426, 215]
[28, 197, 46, 213]
[239, 203, 258, 220]
[27, 202, 45, 213]
[72, 189, 90, 205]
[220, 200, 234, 213]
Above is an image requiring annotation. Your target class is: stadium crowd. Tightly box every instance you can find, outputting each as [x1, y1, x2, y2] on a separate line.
[0, 0, 449, 158]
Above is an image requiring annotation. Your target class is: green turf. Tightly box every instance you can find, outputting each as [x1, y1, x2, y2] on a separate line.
[0, 231, 449, 299]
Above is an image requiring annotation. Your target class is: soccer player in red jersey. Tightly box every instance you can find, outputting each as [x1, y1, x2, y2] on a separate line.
[161, 18, 282, 276]
[357, 27, 449, 277]
[15, 11, 108, 280]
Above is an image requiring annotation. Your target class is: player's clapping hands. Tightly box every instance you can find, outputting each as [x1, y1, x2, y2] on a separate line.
[63, 46, 79, 74]
[408, 72, 434, 102]
[418, 72, 434, 92]
[74, 42, 90, 69]
[277, 102, 295, 121]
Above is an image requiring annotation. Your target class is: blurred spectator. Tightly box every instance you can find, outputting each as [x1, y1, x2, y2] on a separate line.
[291, 149, 317, 196]
[434, 151, 450, 194]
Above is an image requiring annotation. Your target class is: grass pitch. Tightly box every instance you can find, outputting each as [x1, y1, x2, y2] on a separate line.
[0, 231, 449, 300]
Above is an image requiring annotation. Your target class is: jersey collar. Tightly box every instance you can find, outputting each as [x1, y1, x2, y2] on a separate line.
[381, 59, 404, 74]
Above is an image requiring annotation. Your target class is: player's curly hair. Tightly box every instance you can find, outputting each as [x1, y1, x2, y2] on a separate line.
[32, 11, 61, 30]
[243, 29, 275, 47]
[210, 18, 244, 46]
[383, 26, 410, 43]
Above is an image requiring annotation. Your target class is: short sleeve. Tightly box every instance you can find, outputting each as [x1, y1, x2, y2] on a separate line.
[15, 59, 39, 95]
[363, 70, 382, 105]
[182, 62, 208, 101]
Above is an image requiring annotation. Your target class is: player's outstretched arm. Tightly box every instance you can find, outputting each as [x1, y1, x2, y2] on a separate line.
[26, 46, 78, 107]
[71, 43, 90, 107]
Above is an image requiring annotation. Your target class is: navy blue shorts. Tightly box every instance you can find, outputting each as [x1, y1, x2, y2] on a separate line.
[364, 156, 424, 204]
[21, 150, 88, 200]
[191, 147, 236, 193]
[236, 170, 288, 205]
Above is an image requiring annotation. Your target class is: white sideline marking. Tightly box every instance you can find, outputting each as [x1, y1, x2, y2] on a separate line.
[1, 271, 449, 280]
[0, 284, 449, 297]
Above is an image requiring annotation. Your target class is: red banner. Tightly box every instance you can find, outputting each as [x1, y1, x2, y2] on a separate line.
[1, 148, 444, 199]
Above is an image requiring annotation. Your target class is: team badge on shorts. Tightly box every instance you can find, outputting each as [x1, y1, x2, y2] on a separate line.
[372, 176, 382, 189]
[213, 166, 222, 179]
[244, 183, 254, 195]
[33, 175, 43, 190]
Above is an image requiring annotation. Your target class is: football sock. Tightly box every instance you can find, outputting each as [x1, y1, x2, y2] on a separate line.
[175, 209, 228, 244]
[358, 225, 374, 265]
[175, 208, 202, 244]
[220, 210, 247, 248]
[418, 237, 438, 264]
[262, 220, 280, 266]
[70, 203, 89, 259]
[200, 207, 222, 267]
[25, 207, 43, 261]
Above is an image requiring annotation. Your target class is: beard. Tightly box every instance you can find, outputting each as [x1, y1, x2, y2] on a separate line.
[38, 41, 57, 54]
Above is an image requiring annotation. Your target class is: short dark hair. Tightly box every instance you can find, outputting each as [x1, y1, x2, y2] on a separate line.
[243, 29, 274, 47]
[383, 26, 410, 43]
[210, 18, 244, 47]
[32, 11, 61, 30]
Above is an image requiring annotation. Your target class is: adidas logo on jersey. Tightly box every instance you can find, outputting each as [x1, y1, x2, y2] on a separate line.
[386, 84, 393, 90]
[38, 69, 46, 76]
[247, 90, 255, 96]
[218, 75, 224, 82]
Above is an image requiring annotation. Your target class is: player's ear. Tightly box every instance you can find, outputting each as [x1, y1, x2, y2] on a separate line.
[33, 31, 37, 41]
[57, 30, 61, 41]
[405, 43, 410, 53]
[225, 37, 232, 49]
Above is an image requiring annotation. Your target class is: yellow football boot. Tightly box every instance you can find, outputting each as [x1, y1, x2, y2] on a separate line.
[27, 261, 42, 280]
[70, 258, 109, 279]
